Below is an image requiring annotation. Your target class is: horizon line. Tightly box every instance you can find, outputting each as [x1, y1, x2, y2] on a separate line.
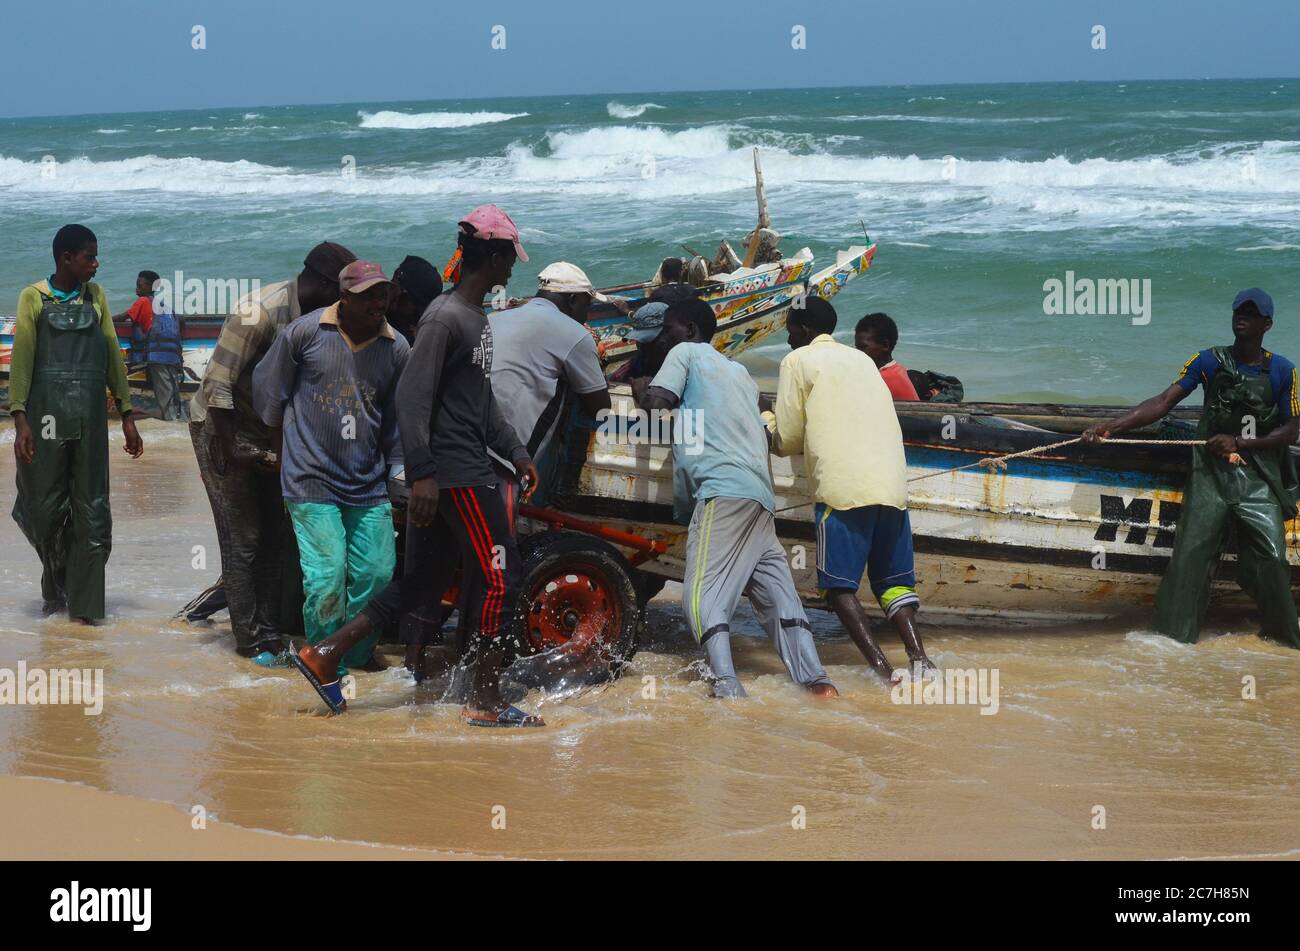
[3, 75, 1295, 123]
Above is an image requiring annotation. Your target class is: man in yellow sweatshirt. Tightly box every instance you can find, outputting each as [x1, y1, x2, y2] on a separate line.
[9, 224, 143, 621]
[763, 296, 934, 682]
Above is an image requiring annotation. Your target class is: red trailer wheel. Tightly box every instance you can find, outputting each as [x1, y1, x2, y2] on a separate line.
[513, 533, 642, 662]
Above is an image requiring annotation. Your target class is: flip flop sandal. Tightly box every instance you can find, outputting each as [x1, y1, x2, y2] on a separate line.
[461, 705, 545, 728]
[251, 649, 291, 668]
[289, 652, 347, 714]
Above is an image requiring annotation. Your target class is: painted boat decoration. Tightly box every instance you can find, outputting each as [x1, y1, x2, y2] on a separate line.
[587, 243, 875, 370]
[534, 390, 1300, 625]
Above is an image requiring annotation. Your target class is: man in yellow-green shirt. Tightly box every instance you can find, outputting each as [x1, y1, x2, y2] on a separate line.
[9, 224, 143, 621]
[762, 295, 934, 683]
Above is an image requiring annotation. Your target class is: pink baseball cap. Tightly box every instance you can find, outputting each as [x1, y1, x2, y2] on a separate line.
[459, 204, 528, 262]
[338, 260, 392, 294]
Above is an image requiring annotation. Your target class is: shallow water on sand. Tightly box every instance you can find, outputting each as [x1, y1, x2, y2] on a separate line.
[1, 424, 1298, 859]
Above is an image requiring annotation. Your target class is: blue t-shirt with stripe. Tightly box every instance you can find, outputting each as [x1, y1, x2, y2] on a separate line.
[1173, 348, 1298, 420]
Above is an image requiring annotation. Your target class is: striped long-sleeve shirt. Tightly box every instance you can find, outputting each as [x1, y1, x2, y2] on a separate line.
[252, 304, 409, 507]
[191, 277, 301, 446]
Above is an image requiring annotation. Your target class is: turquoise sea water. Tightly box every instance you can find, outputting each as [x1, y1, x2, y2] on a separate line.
[1, 79, 1297, 400]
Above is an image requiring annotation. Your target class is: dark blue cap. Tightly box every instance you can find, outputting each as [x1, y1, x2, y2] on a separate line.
[626, 302, 668, 343]
[1232, 287, 1274, 318]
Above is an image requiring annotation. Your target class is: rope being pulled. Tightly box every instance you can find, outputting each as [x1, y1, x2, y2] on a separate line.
[906, 436, 1216, 483]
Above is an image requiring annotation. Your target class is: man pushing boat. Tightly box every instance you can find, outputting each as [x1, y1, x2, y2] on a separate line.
[631, 299, 839, 699]
[1083, 288, 1300, 648]
[765, 296, 935, 681]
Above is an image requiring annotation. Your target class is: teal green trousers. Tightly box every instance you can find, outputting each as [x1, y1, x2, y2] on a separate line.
[286, 501, 395, 676]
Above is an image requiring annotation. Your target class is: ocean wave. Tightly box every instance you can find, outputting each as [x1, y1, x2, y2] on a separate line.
[357, 109, 528, 129]
[607, 101, 665, 119]
[1235, 243, 1300, 251]
[3, 132, 1298, 217]
[95, 129, 126, 134]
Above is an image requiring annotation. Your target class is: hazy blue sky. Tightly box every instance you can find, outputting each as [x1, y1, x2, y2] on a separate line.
[2, 0, 1297, 117]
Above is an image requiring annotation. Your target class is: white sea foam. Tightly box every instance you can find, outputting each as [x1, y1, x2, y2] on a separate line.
[95, 128, 126, 134]
[1, 127, 1297, 230]
[357, 109, 528, 129]
[606, 101, 665, 119]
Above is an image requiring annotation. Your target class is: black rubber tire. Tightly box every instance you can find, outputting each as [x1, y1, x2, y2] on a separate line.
[512, 531, 642, 663]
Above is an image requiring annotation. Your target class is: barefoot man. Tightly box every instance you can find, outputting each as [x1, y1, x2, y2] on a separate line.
[765, 296, 934, 682]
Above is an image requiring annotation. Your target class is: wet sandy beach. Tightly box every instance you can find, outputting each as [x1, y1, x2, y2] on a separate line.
[2, 422, 1298, 860]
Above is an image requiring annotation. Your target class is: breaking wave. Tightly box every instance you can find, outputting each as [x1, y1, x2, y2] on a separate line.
[357, 110, 529, 129]
[606, 101, 666, 119]
[2, 127, 1297, 229]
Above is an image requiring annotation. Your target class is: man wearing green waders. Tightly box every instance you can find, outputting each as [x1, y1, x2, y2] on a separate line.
[9, 225, 144, 622]
[1084, 288, 1300, 648]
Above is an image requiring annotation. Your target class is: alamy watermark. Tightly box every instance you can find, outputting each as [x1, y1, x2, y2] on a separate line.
[0, 662, 104, 715]
[595, 407, 705, 456]
[1042, 271, 1151, 326]
[890, 663, 1000, 715]
[151, 270, 262, 319]
[50, 882, 150, 931]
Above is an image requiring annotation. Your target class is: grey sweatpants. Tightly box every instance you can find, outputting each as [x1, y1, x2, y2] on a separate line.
[683, 496, 833, 697]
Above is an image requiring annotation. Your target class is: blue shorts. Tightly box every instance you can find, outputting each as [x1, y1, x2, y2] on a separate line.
[815, 503, 920, 617]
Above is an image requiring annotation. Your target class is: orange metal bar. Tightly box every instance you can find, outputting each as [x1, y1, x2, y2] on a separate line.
[518, 503, 667, 565]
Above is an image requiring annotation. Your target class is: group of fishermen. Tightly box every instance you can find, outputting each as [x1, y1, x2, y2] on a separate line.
[10, 218, 1300, 728]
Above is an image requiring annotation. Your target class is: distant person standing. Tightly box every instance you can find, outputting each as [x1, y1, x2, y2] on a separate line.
[9, 224, 144, 622]
[117, 270, 159, 367]
[855, 312, 920, 402]
[118, 270, 185, 420]
[254, 261, 409, 679]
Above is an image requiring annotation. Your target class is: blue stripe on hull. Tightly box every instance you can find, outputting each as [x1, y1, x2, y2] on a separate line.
[905, 445, 1184, 491]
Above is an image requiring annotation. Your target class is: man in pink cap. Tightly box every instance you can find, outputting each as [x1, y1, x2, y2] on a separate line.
[288, 211, 545, 726]
[253, 261, 410, 687]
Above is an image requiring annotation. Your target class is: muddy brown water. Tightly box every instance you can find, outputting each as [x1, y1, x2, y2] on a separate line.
[1, 422, 1297, 859]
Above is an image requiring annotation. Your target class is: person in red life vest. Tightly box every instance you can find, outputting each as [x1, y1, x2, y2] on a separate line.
[855, 312, 920, 401]
[116, 270, 158, 367]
